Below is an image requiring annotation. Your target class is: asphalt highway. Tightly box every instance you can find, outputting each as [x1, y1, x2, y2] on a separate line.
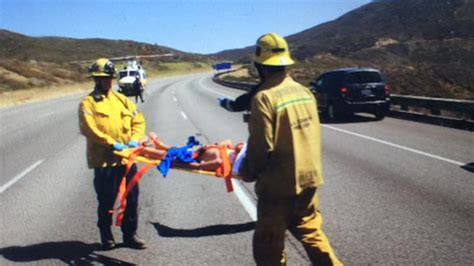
[1, 73, 473, 265]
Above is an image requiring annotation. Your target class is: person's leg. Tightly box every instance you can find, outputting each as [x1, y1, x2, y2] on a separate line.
[196, 147, 222, 171]
[290, 188, 343, 266]
[121, 164, 147, 249]
[93, 167, 122, 249]
[253, 200, 290, 266]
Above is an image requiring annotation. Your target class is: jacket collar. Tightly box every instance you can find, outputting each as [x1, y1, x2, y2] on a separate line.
[259, 74, 292, 91]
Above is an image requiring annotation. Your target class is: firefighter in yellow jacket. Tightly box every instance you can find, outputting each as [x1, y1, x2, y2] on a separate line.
[240, 34, 343, 265]
[79, 58, 147, 250]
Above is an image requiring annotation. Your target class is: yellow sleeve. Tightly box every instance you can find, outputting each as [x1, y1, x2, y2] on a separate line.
[131, 111, 146, 142]
[245, 93, 274, 177]
[124, 97, 147, 142]
[78, 99, 116, 146]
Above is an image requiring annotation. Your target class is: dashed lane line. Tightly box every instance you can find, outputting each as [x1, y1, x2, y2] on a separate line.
[199, 77, 238, 97]
[197, 76, 472, 170]
[0, 160, 44, 194]
[232, 179, 257, 221]
[323, 124, 472, 169]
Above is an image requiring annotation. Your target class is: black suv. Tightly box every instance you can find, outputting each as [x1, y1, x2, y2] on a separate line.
[310, 68, 390, 121]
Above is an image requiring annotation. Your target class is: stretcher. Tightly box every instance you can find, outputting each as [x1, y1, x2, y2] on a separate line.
[114, 148, 237, 180]
[110, 141, 245, 226]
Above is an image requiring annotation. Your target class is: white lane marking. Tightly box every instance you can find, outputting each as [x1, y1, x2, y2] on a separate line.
[232, 179, 257, 221]
[201, 77, 473, 213]
[199, 77, 235, 98]
[38, 112, 56, 119]
[180, 111, 188, 120]
[0, 160, 44, 194]
[198, 77, 258, 220]
[323, 124, 470, 168]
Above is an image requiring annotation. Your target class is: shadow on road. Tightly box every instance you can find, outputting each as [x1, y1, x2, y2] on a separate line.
[461, 162, 474, 173]
[153, 221, 255, 238]
[0, 241, 134, 265]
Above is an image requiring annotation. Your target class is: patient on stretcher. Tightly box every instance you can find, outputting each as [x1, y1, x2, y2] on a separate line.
[138, 132, 170, 160]
[140, 132, 246, 173]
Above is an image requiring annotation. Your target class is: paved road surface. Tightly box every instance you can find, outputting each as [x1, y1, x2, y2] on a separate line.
[1, 73, 473, 265]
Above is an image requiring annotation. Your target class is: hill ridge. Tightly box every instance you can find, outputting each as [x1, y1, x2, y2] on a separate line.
[215, 0, 474, 100]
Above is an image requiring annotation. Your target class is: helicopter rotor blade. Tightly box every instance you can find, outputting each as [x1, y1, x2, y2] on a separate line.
[70, 53, 174, 64]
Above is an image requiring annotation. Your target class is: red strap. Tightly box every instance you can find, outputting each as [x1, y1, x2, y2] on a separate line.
[125, 146, 146, 174]
[112, 142, 236, 227]
[122, 162, 155, 204]
[110, 146, 155, 227]
[114, 177, 127, 226]
[216, 146, 233, 192]
[114, 162, 156, 225]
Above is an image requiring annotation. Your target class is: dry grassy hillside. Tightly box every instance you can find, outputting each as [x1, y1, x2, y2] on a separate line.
[215, 0, 474, 100]
[0, 59, 88, 91]
[0, 30, 213, 107]
[0, 30, 212, 93]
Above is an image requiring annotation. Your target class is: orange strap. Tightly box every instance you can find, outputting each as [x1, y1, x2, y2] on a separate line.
[215, 145, 234, 192]
[110, 146, 144, 226]
[112, 141, 236, 226]
[116, 162, 155, 226]
[110, 146, 157, 227]
[115, 177, 127, 226]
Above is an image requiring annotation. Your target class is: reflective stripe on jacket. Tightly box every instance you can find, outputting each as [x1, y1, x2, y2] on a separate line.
[79, 90, 146, 168]
[246, 76, 324, 199]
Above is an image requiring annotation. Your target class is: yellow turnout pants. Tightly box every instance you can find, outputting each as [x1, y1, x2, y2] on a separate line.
[253, 188, 342, 266]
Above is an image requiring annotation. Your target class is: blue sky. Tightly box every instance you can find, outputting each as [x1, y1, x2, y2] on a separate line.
[0, 0, 372, 54]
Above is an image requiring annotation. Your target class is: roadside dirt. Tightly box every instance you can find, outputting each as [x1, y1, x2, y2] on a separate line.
[0, 69, 213, 108]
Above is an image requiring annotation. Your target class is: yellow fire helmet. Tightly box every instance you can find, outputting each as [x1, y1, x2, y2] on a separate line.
[88, 58, 117, 78]
[254, 33, 295, 66]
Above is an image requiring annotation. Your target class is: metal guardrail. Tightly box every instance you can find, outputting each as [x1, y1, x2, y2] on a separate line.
[389, 95, 474, 131]
[212, 77, 255, 90]
[213, 76, 474, 131]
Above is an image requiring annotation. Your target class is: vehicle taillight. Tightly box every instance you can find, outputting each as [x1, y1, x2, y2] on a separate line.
[340, 87, 348, 95]
[384, 84, 391, 95]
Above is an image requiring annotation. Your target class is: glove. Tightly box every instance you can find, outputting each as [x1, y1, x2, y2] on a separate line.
[113, 142, 128, 151]
[218, 97, 228, 108]
[128, 140, 139, 148]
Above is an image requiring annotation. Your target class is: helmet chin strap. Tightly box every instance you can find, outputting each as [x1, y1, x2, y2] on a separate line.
[254, 62, 267, 82]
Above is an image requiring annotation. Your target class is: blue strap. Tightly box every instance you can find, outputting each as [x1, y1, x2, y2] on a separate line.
[187, 136, 200, 146]
[157, 136, 200, 177]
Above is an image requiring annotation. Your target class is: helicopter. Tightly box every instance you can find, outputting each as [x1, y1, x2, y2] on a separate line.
[113, 54, 174, 97]
[117, 60, 147, 96]
[74, 53, 174, 97]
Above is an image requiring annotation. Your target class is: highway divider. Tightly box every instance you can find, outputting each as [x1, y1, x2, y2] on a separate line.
[389, 95, 474, 131]
[213, 74, 474, 131]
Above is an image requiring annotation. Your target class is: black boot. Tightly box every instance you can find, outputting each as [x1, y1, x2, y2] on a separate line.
[123, 234, 147, 249]
[99, 228, 116, 250]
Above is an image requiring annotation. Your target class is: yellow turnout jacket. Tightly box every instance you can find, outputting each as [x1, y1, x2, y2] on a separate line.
[246, 76, 324, 199]
[79, 90, 146, 168]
